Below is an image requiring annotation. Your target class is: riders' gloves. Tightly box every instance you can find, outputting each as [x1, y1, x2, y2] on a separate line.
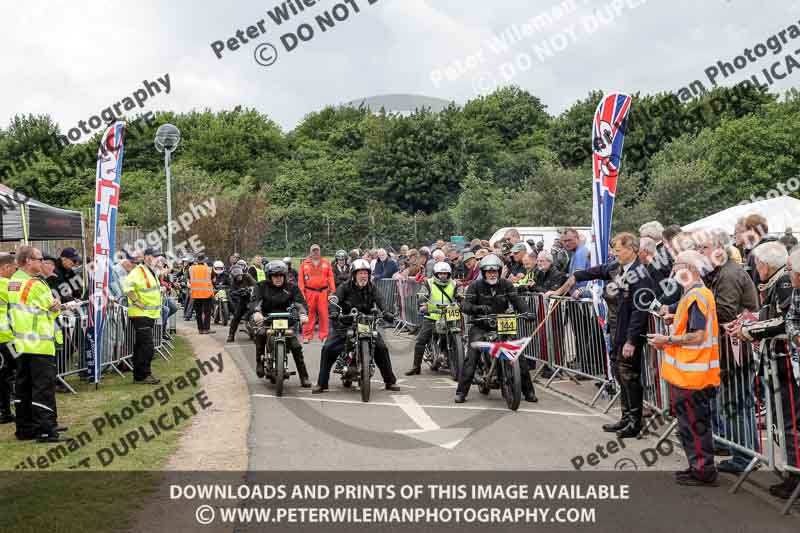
[300, 314, 309, 324]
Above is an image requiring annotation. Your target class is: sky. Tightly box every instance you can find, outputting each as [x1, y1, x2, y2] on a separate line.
[2, 0, 799, 139]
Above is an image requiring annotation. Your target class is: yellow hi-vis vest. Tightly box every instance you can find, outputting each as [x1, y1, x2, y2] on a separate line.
[124, 265, 162, 319]
[0, 277, 14, 344]
[425, 279, 456, 321]
[7, 270, 60, 355]
[253, 266, 266, 283]
[662, 286, 721, 390]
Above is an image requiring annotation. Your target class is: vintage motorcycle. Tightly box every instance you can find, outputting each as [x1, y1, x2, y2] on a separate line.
[329, 295, 388, 403]
[470, 312, 533, 411]
[212, 285, 230, 326]
[418, 298, 465, 381]
[256, 306, 300, 397]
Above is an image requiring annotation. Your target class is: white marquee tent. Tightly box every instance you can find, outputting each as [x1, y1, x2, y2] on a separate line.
[683, 196, 800, 235]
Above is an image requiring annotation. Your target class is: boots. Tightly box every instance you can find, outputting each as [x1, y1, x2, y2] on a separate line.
[255, 354, 265, 378]
[294, 356, 311, 387]
[769, 476, 800, 500]
[404, 367, 421, 376]
[616, 380, 643, 439]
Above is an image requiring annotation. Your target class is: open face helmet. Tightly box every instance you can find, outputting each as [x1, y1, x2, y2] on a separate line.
[432, 261, 452, 286]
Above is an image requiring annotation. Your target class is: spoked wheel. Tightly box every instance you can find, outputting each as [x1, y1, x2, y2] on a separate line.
[359, 338, 372, 403]
[222, 305, 229, 326]
[448, 334, 465, 382]
[501, 359, 521, 411]
[275, 341, 286, 397]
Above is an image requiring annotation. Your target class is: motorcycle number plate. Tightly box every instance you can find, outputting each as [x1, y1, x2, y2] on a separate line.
[497, 316, 517, 335]
[445, 306, 461, 321]
[273, 319, 289, 330]
[357, 324, 371, 334]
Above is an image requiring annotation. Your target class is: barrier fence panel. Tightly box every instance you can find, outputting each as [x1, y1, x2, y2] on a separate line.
[394, 279, 423, 332]
[765, 336, 800, 514]
[640, 314, 677, 445]
[519, 293, 553, 374]
[55, 304, 89, 394]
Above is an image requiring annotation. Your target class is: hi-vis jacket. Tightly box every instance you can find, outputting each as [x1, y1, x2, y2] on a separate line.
[124, 265, 162, 319]
[423, 279, 456, 321]
[189, 263, 213, 299]
[662, 286, 720, 390]
[7, 270, 61, 355]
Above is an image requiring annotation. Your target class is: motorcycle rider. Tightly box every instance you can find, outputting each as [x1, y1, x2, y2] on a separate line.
[313, 259, 401, 393]
[405, 262, 457, 376]
[333, 250, 351, 286]
[212, 260, 230, 287]
[252, 261, 311, 386]
[226, 265, 257, 343]
[456, 254, 537, 404]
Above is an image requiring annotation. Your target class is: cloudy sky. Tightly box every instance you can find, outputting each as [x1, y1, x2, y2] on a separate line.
[2, 0, 798, 137]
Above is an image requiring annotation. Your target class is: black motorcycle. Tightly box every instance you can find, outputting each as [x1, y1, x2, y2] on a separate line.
[329, 296, 386, 403]
[212, 285, 230, 326]
[471, 312, 533, 411]
[257, 306, 300, 397]
[419, 299, 465, 381]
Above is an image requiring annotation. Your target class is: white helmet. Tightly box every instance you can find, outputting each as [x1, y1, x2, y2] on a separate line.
[432, 262, 452, 285]
[351, 259, 371, 273]
[479, 254, 503, 285]
[213, 260, 225, 273]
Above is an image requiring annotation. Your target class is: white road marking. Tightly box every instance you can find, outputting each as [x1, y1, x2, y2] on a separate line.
[251, 393, 601, 417]
[392, 394, 439, 431]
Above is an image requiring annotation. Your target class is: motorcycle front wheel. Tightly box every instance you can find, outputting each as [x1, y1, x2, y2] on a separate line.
[275, 340, 286, 397]
[448, 333, 465, 382]
[501, 359, 521, 411]
[359, 338, 372, 403]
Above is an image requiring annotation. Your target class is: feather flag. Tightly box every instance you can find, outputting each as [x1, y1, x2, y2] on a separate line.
[91, 122, 126, 384]
[471, 337, 533, 362]
[591, 93, 632, 379]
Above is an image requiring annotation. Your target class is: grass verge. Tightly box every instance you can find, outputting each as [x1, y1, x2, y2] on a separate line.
[0, 335, 201, 533]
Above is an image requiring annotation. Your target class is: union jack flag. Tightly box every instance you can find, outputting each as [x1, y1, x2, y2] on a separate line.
[591, 92, 632, 380]
[471, 337, 532, 363]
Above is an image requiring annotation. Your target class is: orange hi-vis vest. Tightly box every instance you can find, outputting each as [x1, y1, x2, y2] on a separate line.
[662, 286, 720, 390]
[189, 264, 213, 299]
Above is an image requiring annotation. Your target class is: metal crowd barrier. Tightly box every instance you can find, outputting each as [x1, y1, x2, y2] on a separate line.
[53, 296, 176, 392]
[765, 336, 800, 514]
[639, 314, 677, 445]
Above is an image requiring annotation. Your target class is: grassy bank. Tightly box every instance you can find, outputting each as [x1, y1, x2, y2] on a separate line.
[0, 336, 201, 533]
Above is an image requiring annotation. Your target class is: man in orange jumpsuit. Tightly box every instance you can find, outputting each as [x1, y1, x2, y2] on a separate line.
[299, 244, 336, 343]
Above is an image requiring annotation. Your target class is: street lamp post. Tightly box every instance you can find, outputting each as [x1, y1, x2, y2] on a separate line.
[154, 124, 181, 256]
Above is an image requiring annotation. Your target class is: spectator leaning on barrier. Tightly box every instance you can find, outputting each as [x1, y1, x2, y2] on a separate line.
[781, 247, 800, 499]
[505, 243, 527, 283]
[514, 253, 537, 292]
[637, 237, 666, 297]
[460, 251, 480, 287]
[8, 246, 67, 442]
[0, 253, 17, 425]
[781, 227, 799, 251]
[39, 254, 60, 298]
[110, 251, 135, 302]
[562, 228, 590, 298]
[54, 247, 83, 303]
[427, 249, 444, 278]
[734, 241, 799, 500]
[550, 237, 570, 274]
[531, 250, 567, 294]
[648, 250, 720, 487]
[698, 228, 760, 474]
[640, 221, 672, 280]
[549, 232, 655, 439]
[372, 248, 398, 281]
[124, 247, 164, 385]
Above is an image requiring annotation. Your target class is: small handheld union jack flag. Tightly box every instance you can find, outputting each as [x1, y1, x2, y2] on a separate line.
[471, 337, 533, 363]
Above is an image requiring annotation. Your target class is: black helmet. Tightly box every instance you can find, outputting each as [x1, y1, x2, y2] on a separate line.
[266, 260, 288, 276]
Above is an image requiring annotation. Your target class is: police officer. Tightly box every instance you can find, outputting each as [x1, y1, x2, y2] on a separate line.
[0, 253, 18, 424]
[405, 262, 456, 376]
[124, 247, 163, 385]
[252, 261, 311, 386]
[456, 254, 537, 404]
[8, 246, 67, 442]
[226, 266, 257, 343]
[313, 259, 400, 393]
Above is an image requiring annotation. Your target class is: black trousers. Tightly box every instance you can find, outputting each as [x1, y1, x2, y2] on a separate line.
[776, 356, 800, 468]
[183, 295, 194, 320]
[611, 343, 644, 426]
[255, 333, 309, 380]
[131, 317, 155, 381]
[457, 326, 534, 396]
[194, 298, 212, 332]
[318, 330, 396, 388]
[672, 385, 716, 480]
[0, 343, 15, 415]
[412, 319, 436, 368]
[15, 353, 58, 438]
[228, 298, 250, 339]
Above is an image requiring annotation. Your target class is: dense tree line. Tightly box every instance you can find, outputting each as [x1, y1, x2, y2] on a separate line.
[0, 84, 796, 255]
